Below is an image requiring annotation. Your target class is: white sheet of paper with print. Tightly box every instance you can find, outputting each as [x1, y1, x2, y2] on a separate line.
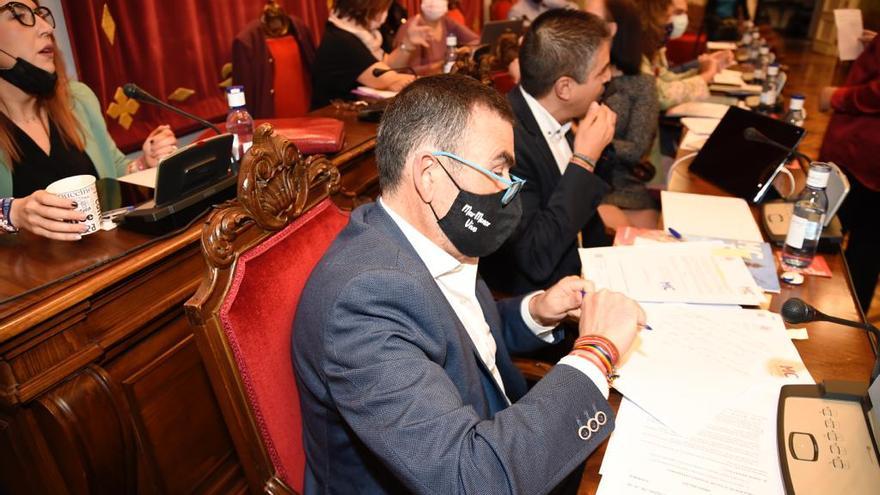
[835, 9, 864, 61]
[597, 384, 811, 495]
[579, 243, 764, 305]
[611, 304, 805, 434]
[118, 166, 157, 188]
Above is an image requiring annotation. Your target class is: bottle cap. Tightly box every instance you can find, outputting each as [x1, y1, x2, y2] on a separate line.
[789, 94, 805, 110]
[227, 86, 246, 108]
[806, 162, 831, 188]
[767, 64, 780, 76]
[780, 271, 804, 285]
[446, 34, 457, 47]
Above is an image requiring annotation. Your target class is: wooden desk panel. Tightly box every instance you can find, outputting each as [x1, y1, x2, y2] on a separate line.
[0, 109, 378, 494]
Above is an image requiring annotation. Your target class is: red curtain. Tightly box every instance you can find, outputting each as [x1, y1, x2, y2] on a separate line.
[60, 1, 479, 152]
[60, 0, 329, 152]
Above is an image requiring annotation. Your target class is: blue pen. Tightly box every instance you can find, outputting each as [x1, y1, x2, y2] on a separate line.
[578, 289, 652, 330]
[667, 227, 683, 240]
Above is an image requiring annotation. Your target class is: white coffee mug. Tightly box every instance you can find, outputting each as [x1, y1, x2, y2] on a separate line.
[46, 175, 102, 236]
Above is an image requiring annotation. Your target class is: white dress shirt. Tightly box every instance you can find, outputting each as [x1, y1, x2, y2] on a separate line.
[520, 87, 573, 175]
[379, 199, 609, 400]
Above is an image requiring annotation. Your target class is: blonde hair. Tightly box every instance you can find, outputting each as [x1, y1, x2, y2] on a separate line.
[0, 42, 85, 168]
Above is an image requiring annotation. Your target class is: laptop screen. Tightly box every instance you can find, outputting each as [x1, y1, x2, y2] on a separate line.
[688, 106, 805, 203]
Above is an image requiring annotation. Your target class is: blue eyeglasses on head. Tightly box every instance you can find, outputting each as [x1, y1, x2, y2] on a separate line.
[431, 151, 525, 206]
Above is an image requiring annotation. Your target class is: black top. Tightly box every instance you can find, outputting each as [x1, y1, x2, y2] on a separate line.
[310, 22, 379, 109]
[10, 118, 98, 198]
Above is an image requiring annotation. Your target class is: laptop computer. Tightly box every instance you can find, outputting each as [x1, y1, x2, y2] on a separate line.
[687, 105, 806, 203]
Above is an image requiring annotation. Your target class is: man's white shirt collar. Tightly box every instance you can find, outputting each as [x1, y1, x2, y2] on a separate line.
[520, 86, 572, 142]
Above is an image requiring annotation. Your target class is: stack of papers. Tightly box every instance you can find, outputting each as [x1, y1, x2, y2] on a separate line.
[579, 242, 764, 306]
[666, 101, 731, 119]
[598, 304, 814, 494]
[352, 86, 397, 99]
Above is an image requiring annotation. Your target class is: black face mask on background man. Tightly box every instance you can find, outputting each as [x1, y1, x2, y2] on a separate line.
[0, 47, 58, 97]
[431, 164, 523, 258]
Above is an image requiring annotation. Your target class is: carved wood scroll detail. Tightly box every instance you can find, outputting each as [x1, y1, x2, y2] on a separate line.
[202, 123, 341, 268]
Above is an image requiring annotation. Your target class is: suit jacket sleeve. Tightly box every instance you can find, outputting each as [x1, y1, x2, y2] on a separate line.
[322, 269, 613, 495]
[508, 150, 609, 285]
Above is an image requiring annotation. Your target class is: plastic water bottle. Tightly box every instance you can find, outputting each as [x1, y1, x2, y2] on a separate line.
[442, 34, 458, 74]
[782, 163, 830, 268]
[753, 46, 770, 84]
[225, 86, 254, 162]
[784, 94, 807, 127]
[758, 64, 780, 115]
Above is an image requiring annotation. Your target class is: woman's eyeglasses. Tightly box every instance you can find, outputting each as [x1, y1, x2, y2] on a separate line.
[1, 2, 55, 29]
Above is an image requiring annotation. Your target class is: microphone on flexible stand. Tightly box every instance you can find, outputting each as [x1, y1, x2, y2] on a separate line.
[122, 83, 222, 134]
[781, 297, 880, 381]
[372, 66, 417, 77]
[743, 127, 812, 164]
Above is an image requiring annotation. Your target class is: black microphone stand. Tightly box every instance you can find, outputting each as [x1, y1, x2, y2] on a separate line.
[123, 83, 222, 134]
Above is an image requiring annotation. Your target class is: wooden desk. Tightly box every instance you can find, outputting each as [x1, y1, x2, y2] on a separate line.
[0, 109, 378, 494]
[579, 140, 876, 495]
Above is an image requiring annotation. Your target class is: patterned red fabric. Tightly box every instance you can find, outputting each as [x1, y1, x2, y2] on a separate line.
[218, 199, 349, 492]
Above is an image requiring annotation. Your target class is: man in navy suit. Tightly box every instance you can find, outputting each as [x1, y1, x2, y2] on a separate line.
[293, 74, 643, 494]
[481, 10, 617, 296]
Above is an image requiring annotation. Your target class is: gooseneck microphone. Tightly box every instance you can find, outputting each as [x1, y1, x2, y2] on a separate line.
[371, 66, 417, 78]
[122, 83, 222, 134]
[782, 297, 879, 380]
[743, 127, 812, 164]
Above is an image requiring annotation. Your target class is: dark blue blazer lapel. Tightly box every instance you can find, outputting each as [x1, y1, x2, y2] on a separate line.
[365, 202, 511, 415]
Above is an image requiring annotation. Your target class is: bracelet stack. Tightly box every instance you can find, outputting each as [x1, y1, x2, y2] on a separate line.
[570, 152, 596, 172]
[570, 335, 619, 384]
[0, 197, 18, 233]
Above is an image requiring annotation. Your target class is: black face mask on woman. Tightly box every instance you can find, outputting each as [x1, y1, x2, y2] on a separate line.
[0, 47, 58, 97]
[430, 163, 523, 258]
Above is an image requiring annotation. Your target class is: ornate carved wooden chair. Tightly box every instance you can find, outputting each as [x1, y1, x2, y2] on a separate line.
[185, 124, 351, 494]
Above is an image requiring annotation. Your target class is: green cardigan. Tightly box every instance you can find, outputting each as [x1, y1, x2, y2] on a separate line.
[0, 81, 129, 198]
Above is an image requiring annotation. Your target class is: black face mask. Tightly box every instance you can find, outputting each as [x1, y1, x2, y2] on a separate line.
[0, 49, 58, 97]
[430, 165, 522, 258]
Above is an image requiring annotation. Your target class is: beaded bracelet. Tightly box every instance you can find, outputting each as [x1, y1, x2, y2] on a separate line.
[0, 197, 18, 233]
[570, 347, 618, 384]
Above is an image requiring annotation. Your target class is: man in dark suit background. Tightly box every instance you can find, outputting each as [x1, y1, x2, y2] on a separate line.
[481, 10, 617, 296]
[293, 73, 644, 494]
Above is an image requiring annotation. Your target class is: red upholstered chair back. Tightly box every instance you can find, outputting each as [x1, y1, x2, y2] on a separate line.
[220, 200, 347, 491]
[186, 123, 350, 495]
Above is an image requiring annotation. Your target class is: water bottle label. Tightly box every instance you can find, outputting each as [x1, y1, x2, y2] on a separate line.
[231, 134, 240, 161]
[784, 215, 809, 249]
[760, 90, 775, 106]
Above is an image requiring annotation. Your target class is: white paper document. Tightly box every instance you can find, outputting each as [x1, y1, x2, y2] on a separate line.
[680, 117, 721, 135]
[579, 243, 764, 305]
[706, 41, 737, 51]
[612, 305, 805, 435]
[352, 86, 397, 99]
[835, 9, 864, 61]
[713, 69, 745, 86]
[599, 314, 813, 495]
[118, 166, 157, 189]
[666, 101, 731, 119]
[662, 191, 765, 242]
[598, 386, 811, 495]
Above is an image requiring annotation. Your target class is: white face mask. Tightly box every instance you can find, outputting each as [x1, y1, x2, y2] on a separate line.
[543, 0, 569, 8]
[669, 13, 688, 39]
[369, 9, 389, 31]
[421, 0, 448, 22]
